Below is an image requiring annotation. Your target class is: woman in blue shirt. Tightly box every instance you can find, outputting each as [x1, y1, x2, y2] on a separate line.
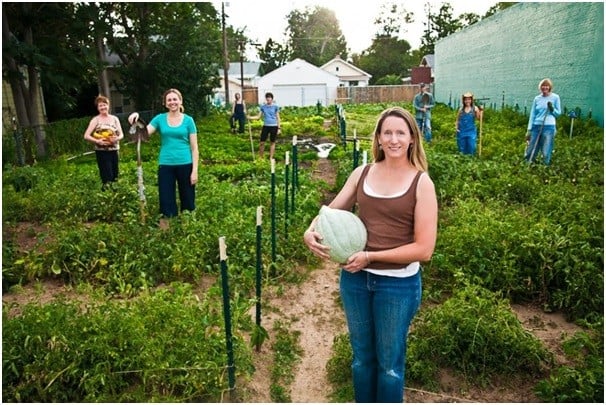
[525, 78, 561, 165]
[129, 88, 199, 227]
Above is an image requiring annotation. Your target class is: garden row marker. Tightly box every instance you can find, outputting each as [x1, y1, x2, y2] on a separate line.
[568, 110, 577, 139]
[270, 159, 277, 267]
[218, 236, 236, 398]
[284, 151, 290, 238]
[478, 104, 484, 158]
[248, 120, 255, 161]
[352, 129, 359, 171]
[129, 117, 149, 223]
[255, 206, 263, 351]
[290, 136, 298, 214]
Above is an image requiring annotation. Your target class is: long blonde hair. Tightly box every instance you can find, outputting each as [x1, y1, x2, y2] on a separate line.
[371, 106, 428, 171]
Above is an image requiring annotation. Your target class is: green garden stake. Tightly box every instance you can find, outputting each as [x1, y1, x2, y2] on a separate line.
[218, 236, 236, 398]
[252, 207, 268, 351]
[284, 152, 290, 238]
[270, 159, 277, 266]
[290, 137, 297, 214]
[353, 130, 359, 171]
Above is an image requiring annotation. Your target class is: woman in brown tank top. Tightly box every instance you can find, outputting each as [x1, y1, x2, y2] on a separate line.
[304, 106, 438, 402]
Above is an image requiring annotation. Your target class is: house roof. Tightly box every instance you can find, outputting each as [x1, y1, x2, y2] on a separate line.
[320, 55, 372, 79]
[219, 62, 262, 78]
[420, 54, 434, 68]
[257, 58, 341, 86]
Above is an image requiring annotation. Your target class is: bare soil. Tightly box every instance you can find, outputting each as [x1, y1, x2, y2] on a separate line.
[2, 157, 585, 403]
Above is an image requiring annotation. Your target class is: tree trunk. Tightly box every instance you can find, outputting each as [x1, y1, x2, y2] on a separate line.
[96, 35, 112, 98]
[2, 10, 47, 161]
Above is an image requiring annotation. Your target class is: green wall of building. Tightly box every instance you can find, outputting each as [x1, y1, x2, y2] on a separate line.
[435, 2, 604, 126]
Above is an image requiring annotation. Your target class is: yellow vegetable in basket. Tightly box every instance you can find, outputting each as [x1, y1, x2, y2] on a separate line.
[93, 128, 114, 139]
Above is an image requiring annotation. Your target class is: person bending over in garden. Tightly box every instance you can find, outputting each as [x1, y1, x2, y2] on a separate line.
[455, 92, 483, 155]
[250, 92, 280, 160]
[129, 88, 199, 229]
[229, 92, 247, 134]
[303, 107, 438, 403]
[525, 78, 561, 165]
[413, 83, 435, 143]
[83, 95, 124, 190]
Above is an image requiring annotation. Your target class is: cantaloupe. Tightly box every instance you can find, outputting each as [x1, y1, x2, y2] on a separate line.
[316, 205, 367, 263]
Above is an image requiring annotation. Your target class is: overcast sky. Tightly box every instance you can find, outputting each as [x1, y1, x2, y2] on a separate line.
[212, 0, 498, 59]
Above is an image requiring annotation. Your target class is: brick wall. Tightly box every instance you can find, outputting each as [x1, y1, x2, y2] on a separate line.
[435, 2, 604, 126]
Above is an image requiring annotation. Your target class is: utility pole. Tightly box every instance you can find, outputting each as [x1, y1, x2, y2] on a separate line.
[222, 2, 229, 106]
[239, 40, 244, 94]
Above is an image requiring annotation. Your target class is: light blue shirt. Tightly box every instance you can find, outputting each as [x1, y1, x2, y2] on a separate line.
[149, 113, 197, 165]
[528, 93, 561, 130]
[260, 103, 280, 126]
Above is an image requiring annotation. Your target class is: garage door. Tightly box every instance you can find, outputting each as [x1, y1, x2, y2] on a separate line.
[272, 84, 328, 107]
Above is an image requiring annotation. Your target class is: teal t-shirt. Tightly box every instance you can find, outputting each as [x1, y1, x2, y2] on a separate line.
[149, 113, 197, 165]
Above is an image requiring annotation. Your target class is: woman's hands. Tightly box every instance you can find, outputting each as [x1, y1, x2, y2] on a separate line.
[303, 229, 330, 260]
[128, 112, 139, 125]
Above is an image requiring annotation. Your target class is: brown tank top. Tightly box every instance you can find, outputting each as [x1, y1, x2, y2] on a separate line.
[356, 164, 422, 270]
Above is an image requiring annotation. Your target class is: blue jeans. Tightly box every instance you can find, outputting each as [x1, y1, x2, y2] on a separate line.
[457, 132, 477, 155]
[525, 124, 556, 165]
[340, 269, 422, 403]
[158, 164, 195, 217]
[416, 117, 432, 143]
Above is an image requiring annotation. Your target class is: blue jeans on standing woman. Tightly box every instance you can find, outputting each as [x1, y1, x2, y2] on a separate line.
[158, 163, 195, 217]
[416, 117, 432, 143]
[340, 269, 422, 403]
[525, 124, 556, 165]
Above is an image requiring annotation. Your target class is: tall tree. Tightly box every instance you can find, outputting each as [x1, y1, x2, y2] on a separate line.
[106, 2, 222, 117]
[2, 2, 96, 159]
[256, 38, 290, 74]
[285, 6, 347, 66]
[352, 2, 415, 84]
[420, 2, 482, 55]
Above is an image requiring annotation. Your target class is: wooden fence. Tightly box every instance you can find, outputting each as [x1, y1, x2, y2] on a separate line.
[336, 85, 419, 104]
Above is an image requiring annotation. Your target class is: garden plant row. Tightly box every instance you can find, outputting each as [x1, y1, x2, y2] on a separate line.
[2, 103, 603, 402]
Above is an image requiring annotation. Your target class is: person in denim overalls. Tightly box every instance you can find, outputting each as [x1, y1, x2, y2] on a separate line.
[455, 92, 483, 155]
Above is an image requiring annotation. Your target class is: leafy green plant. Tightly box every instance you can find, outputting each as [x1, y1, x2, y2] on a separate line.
[269, 320, 303, 402]
[2, 283, 254, 402]
[407, 284, 552, 385]
[535, 323, 604, 402]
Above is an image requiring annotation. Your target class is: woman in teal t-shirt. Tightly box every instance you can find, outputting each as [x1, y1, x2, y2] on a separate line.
[129, 88, 199, 227]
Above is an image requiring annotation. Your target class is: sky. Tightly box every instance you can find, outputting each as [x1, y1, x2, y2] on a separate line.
[212, 0, 498, 60]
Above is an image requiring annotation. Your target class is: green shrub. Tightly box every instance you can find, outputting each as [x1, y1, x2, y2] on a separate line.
[535, 323, 604, 402]
[407, 284, 552, 385]
[2, 283, 254, 402]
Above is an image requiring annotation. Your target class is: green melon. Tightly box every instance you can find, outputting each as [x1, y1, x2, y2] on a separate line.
[316, 205, 367, 263]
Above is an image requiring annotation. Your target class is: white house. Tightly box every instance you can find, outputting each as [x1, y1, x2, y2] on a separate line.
[256, 58, 341, 107]
[320, 55, 372, 87]
[215, 61, 263, 104]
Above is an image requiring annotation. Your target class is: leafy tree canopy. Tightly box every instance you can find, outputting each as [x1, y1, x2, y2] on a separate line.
[256, 38, 290, 74]
[285, 6, 347, 66]
[352, 2, 415, 84]
[107, 2, 222, 117]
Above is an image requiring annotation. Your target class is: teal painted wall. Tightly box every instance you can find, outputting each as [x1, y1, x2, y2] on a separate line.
[435, 2, 604, 126]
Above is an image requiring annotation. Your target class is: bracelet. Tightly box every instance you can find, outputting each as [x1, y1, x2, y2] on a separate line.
[365, 251, 370, 265]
